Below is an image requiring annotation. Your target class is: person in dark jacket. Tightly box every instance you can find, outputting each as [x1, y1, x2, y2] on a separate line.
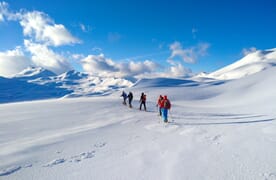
[139, 92, 147, 111]
[128, 92, 133, 108]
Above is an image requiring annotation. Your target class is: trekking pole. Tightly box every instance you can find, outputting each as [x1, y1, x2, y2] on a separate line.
[169, 109, 174, 123]
[157, 106, 161, 123]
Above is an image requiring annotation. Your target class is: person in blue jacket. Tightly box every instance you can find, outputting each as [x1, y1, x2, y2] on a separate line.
[121, 91, 128, 105]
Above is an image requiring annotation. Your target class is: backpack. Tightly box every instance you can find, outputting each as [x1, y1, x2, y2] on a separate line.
[164, 99, 171, 109]
[128, 93, 133, 100]
[142, 95, 146, 102]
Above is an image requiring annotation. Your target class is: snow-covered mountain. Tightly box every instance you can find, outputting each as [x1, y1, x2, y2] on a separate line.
[204, 48, 276, 80]
[55, 70, 133, 97]
[15, 66, 57, 80]
[0, 67, 133, 103]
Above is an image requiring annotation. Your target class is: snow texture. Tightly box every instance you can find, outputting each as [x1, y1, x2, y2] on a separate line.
[0, 49, 276, 179]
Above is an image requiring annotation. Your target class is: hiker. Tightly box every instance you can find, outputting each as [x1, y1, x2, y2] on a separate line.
[128, 92, 133, 108]
[121, 91, 128, 105]
[156, 95, 163, 116]
[160, 95, 171, 123]
[139, 92, 147, 111]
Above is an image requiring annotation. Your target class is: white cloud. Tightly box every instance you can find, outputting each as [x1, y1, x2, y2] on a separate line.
[0, 2, 19, 21]
[24, 40, 72, 74]
[169, 41, 210, 63]
[118, 60, 159, 77]
[242, 47, 257, 56]
[0, 47, 33, 77]
[17, 11, 81, 46]
[81, 52, 193, 79]
[79, 23, 92, 32]
[0, 2, 8, 21]
[80, 23, 86, 32]
[1, 3, 80, 46]
[82, 54, 117, 73]
[134, 62, 192, 79]
[81, 54, 158, 78]
[0, 42, 73, 76]
[71, 54, 85, 60]
[0, 3, 79, 75]
[168, 62, 192, 77]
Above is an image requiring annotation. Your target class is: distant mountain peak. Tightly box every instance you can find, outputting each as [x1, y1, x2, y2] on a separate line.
[15, 66, 56, 79]
[206, 48, 276, 80]
[58, 70, 88, 80]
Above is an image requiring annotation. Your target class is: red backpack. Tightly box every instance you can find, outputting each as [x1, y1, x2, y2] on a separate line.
[164, 99, 171, 109]
[141, 94, 146, 102]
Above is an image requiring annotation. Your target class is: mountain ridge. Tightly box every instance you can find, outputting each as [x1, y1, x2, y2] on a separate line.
[1, 48, 276, 103]
[205, 49, 276, 80]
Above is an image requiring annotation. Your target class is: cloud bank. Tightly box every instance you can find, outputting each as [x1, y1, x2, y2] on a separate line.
[24, 40, 72, 74]
[169, 41, 210, 63]
[19, 11, 81, 46]
[81, 54, 159, 78]
[0, 2, 79, 76]
[0, 47, 33, 77]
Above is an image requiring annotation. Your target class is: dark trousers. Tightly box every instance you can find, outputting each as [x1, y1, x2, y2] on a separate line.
[140, 102, 146, 111]
[128, 99, 133, 108]
[159, 107, 162, 116]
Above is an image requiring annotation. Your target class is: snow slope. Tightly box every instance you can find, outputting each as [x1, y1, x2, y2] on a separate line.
[0, 65, 276, 179]
[205, 48, 276, 80]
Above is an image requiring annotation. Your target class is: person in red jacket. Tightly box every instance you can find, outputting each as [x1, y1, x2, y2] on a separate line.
[156, 95, 163, 116]
[160, 95, 171, 123]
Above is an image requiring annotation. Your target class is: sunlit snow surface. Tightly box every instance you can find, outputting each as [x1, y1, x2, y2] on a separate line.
[0, 50, 276, 179]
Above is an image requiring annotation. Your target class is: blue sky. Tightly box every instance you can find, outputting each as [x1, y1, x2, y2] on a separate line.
[0, 0, 276, 78]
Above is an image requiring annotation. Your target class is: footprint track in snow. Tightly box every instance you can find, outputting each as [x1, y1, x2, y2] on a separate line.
[0, 163, 32, 176]
[0, 166, 22, 176]
[43, 158, 66, 167]
[69, 151, 96, 163]
[0, 142, 107, 176]
[45, 142, 107, 166]
[262, 172, 276, 180]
